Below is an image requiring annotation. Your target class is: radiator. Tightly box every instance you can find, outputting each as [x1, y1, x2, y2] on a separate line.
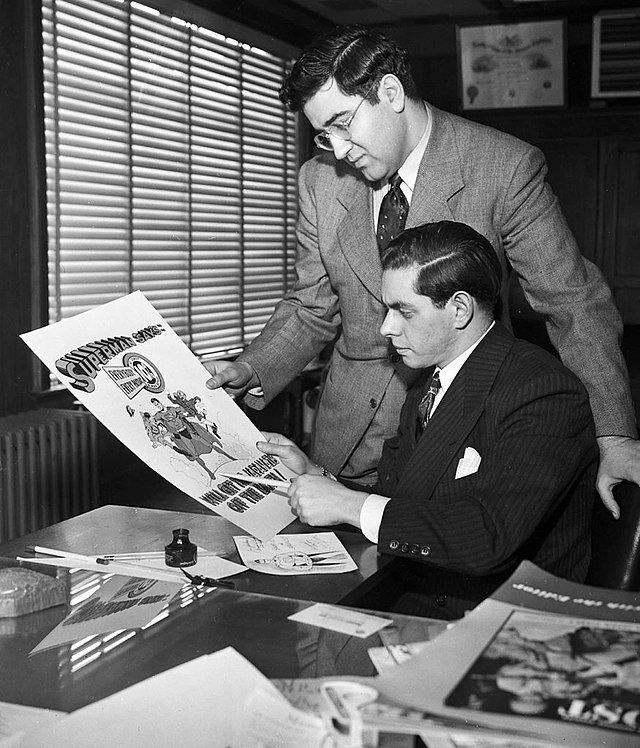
[0, 409, 99, 543]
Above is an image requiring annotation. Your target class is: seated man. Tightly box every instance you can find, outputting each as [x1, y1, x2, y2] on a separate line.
[259, 221, 598, 619]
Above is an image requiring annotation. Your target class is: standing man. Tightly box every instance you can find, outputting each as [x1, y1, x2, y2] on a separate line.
[258, 221, 598, 618]
[206, 25, 639, 515]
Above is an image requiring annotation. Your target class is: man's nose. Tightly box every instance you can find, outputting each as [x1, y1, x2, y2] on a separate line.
[380, 312, 394, 337]
[330, 136, 352, 160]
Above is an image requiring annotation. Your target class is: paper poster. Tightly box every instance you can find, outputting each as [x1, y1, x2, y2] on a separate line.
[233, 532, 357, 575]
[21, 291, 296, 540]
[31, 577, 180, 654]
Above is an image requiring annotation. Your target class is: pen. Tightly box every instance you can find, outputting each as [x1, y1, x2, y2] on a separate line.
[216, 471, 291, 490]
[98, 551, 220, 561]
[24, 545, 102, 565]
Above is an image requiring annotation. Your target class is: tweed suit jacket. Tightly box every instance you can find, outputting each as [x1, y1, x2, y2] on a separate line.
[240, 104, 635, 476]
[373, 323, 598, 618]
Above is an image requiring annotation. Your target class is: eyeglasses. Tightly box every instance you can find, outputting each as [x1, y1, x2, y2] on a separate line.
[314, 81, 378, 151]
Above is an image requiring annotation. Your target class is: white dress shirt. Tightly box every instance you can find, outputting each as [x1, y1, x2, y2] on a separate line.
[359, 322, 496, 542]
[372, 103, 432, 228]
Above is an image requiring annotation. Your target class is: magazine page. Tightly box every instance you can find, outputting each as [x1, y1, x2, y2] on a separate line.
[374, 561, 640, 747]
[21, 291, 296, 541]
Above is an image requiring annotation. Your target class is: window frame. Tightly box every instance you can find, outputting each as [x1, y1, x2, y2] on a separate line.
[40, 0, 301, 391]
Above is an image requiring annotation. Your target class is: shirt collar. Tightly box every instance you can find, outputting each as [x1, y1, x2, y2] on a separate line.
[397, 103, 431, 196]
[435, 321, 495, 394]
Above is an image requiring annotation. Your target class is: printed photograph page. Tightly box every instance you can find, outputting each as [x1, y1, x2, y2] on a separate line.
[21, 291, 295, 541]
[373, 561, 640, 747]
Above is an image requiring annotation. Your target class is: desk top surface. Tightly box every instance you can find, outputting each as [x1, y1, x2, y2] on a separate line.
[0, 506, 446, 714]
[0, 504, 386, 605]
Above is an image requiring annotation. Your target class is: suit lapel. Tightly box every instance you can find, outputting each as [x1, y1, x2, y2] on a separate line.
[335, 176, 383, 299]
[406, 106, 464, 229]
[395, 324, 515, 499]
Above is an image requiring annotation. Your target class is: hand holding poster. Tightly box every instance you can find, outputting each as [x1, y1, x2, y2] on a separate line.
[21, 292, 296, 541]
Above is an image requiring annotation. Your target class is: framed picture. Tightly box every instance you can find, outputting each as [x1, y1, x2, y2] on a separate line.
[457, 19, 566, 111]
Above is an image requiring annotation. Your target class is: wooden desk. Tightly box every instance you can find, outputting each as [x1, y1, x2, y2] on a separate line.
[0, 504, 390, 606]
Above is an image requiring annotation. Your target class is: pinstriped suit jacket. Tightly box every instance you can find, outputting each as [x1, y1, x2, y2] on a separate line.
[239, 104, 634, 477]
[374, 323, 598, 616]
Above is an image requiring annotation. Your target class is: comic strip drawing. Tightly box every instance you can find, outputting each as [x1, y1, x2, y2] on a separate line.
[254, 551, 349, 572]
[139, 392, 235, 483]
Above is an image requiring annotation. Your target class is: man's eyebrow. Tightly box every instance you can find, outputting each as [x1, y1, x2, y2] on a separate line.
[321, 108, 351, 129]
[385, 300, 411, 311]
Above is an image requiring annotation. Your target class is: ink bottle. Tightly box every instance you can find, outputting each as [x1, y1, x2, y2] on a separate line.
[165, 528, 197, 567]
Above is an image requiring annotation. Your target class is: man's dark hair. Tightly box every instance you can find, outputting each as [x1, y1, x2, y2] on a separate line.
[381, 221, 502, 314]
[280, 25, 419, 111]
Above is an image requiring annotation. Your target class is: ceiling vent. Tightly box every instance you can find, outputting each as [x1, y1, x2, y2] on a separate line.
[592, 9, 640, 98]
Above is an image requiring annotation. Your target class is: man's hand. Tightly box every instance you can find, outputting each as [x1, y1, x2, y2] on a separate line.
[257, 432, 317, 476]
[203, 359, 259, 398]
[287, 475, 367, 528]
[596, 435, 640, 519]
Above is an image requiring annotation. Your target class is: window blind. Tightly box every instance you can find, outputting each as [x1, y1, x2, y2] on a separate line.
[42, 0, 298, 360]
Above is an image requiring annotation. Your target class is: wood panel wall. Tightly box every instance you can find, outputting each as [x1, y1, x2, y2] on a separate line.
[0, 0, 47, 418]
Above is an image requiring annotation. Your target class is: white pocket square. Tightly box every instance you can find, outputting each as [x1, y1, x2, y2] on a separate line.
[455, 446, 482, 479]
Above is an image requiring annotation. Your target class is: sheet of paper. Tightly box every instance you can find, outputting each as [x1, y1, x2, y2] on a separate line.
[237, 686, 328, 748]
[21, 552, 246, 585]
[234, 532, 357, 575]
[21, 291, 296, 541]
[19, 648, 301, 747]
[30, 577, 180, 654]
[0, 702, 65, 745]
[288, 603, 393, 638]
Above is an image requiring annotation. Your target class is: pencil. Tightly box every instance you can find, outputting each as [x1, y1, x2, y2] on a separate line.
[216, 471, 291, 490]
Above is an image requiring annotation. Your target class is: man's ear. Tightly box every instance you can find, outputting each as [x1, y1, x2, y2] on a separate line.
[379, 73, 405, 112]
[450, 291, 474, 329]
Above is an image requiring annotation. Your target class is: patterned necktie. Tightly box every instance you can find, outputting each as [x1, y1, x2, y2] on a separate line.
[376, 172, 409, 252]
[417, 371, 441, 430]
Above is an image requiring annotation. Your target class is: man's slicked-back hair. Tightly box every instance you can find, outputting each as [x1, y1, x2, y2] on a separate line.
[381, 221, 502, 314]
[279, 25, 419, 111]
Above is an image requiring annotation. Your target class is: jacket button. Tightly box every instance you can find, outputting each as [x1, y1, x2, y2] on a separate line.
[435, 593, 447, 607]
[389, 540, 399, 550]
[410, 544, 419, 555]
[369, 398, 377, 409]
[400, 543, 409, 553]
[420, 546, 431, 557]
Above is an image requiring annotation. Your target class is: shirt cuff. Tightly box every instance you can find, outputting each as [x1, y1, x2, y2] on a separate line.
[360, 493, 391, 543]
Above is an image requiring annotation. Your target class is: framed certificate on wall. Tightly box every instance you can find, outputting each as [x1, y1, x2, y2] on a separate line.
[457, 19, 566, 111]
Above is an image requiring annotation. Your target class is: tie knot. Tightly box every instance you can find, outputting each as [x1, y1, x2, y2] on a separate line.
[427, 371, 441, 395]
[389, 172, 402, 190]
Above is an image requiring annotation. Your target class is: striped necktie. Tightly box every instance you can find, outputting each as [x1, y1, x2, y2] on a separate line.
[376, 172, 409, 252]
[417, 371, 441, 431]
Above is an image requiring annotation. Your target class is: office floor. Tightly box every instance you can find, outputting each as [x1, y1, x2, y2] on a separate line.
[99, 324, 640, 514]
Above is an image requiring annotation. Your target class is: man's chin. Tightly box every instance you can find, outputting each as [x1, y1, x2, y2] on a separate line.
[397, 352, 419, 368]
[354, 163, 385, 183]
